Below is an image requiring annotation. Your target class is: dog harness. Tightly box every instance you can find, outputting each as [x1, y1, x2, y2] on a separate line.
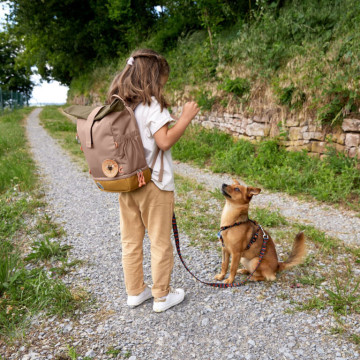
[173, 213, 269, 288]
[217, 219, 259, 249]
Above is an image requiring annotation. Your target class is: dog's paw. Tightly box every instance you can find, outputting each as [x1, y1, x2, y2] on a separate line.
[223, 277, 234, 284]
[214, 274, 225, 281]
[237, 269, 250, 274]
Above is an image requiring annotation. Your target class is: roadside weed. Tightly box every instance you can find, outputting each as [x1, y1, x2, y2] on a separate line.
[25, 238, 72, 263]
[297, 274, 326, 288]
[324, 274, 360, 315]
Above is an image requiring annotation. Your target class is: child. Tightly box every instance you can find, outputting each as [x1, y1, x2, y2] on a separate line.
[107, 49, 199, 312]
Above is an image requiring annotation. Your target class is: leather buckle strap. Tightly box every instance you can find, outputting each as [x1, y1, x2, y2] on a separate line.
[85, 106, 105, 148]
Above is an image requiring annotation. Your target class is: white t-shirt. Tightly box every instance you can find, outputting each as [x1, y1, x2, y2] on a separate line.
[134, 97, 175, 191]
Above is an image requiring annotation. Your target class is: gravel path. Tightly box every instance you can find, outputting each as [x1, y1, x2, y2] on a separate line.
[15, 108, 359, 360]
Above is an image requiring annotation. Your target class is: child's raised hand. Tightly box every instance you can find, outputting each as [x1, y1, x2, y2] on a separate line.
[181, 101, 200, 122]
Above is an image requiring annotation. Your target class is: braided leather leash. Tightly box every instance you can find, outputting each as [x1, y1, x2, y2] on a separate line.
[172, 213, 269, 288]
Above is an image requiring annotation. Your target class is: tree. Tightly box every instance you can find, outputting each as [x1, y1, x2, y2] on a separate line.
[0, 31, 33, 100]
[4, 0, 143, 85]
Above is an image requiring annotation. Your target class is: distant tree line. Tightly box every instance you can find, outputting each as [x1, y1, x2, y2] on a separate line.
[0, 0, 285, 89]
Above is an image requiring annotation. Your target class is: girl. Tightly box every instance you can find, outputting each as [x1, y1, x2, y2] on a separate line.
[107, 49, 199, 312]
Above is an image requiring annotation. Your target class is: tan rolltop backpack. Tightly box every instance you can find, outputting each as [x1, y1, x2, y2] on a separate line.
[64, 95, 163, 192]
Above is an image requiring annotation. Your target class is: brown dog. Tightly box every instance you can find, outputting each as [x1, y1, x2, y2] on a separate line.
[214, 180, 306, 284]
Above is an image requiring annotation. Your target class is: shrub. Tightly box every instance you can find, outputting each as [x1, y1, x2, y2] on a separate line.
[195, 90, 217, 111]
[218, 77, 250, 98]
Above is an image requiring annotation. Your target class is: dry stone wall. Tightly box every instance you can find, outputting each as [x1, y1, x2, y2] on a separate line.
[172, 107, 360, 158]
[70, 93, 360, 158]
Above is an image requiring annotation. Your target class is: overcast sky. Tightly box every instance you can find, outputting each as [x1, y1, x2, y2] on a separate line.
[1, 3, 69, 105]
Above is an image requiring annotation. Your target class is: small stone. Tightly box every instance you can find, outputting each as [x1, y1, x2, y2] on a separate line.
[63, 324, 73, 333]
[85, 350, 96, 358]
[247, 339, 255, 347]
[201, 318, 209, 326]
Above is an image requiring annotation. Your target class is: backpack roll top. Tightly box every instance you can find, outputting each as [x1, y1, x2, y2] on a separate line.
[75, 97, 152, 192]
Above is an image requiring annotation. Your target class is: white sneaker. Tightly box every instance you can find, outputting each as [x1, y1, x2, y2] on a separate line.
[153, 288, 185, 312]
[127, 286, 152, 308]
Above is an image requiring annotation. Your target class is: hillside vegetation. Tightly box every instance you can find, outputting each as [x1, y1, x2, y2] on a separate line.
[68, 0, 360, 126]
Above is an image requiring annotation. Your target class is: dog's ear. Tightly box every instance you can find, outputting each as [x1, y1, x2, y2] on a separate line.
[232, 178, 240, 185]
[247, 187, 261, 197]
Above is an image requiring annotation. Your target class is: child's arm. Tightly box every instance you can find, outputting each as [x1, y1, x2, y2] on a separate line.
[154, 101, 199, 151]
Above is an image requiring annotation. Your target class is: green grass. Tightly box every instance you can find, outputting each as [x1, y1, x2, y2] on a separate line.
[297, 270, 360, 316]
[0, 108, 86, 341]
[172, 125, 360, 210]
[250, 207, 288, 227]
[293, 223, 340, 253]
[0, 108, 35, 193]
[174, 174, 219, 248]
[39, 106, 87, 170]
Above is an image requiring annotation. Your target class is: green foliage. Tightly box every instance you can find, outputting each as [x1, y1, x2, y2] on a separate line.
[324, 276, 360, 315]
[0, 32, 33, 98]
[0, 106, 84, 339]
[0, 265, 78, 337]
[294, 224, 339, 252]
[0, 108, 35, 193]
[0, 193, 41, 240]
[172, 125, 233, 166]
[26, 239, 71, 263]
[316, 82, 359, 125]
[194, 90, 216, 111]
[0, 241, 22, 296]
[39, 106, 86, 169]
[25, 216, 70, 263]
[173, 125, 360, 208]
[274, 83, 306, 109]
[250, 207, 288, 227]
[6, 0, 143, 84]
[297, 274, 326, 288]
[59, 0, 360, 127]
[218, 77, 250, 98]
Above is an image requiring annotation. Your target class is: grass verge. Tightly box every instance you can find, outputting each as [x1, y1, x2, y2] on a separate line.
[0, 109, 88, 345]
[39, 106, 87, 171]
[172, 125, 360, 211]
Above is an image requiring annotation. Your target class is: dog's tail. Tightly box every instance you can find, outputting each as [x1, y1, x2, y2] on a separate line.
[277, 232, 306, 272]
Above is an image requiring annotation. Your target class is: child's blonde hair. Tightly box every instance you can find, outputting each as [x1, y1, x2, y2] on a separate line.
[107, 49, 170, 110]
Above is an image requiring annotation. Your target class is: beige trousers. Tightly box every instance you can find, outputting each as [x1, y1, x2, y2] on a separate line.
[119, 181, 174, 298]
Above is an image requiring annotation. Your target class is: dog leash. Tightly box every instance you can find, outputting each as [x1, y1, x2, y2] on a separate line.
[172, 213, 269, 288]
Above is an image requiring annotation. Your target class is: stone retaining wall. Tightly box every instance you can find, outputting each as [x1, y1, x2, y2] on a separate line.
[172, 107, 360, 158]
[70, 94, 360, 158]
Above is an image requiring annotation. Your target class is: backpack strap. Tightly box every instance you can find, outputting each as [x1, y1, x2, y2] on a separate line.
[85, 106, 105, 148]
[111, 94, 137, 115]
[151, 148, 164, 182]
